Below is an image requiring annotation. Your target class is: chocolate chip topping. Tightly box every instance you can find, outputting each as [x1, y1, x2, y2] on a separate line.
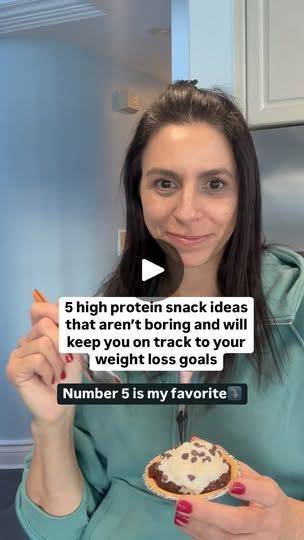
[193, 442, 205, 448]
[181, 453, 189, 460]
[187, 474, 195, 481]
[209, 445, 217, 456]
[160, 452, 172, 459]
[191, 457, 197, 463]
[193, 449, 208, 457]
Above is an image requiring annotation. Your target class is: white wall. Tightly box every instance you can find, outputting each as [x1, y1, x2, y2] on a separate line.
[0, 38, 165, 444]
[171, 0, 234, 91]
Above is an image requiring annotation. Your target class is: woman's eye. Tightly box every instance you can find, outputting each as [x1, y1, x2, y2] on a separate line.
[154, 179, 175, 190]
[207, 178, 225, 190]
[152, 177, 226, 192]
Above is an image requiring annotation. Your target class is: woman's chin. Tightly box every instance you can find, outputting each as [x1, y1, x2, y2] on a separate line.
[180, 253, 211, 268]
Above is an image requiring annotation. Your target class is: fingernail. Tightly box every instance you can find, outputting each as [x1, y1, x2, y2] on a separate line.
[60, 370, 66, 380]
[230, 482, 246, 495]
[65, 354, 74, 363]
[174, 513, 189, 526]
[176, 500, 192, 514]
[51, 375, 55, 384]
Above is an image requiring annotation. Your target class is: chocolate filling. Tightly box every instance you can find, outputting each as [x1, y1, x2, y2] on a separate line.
[148, 461, 231, 495]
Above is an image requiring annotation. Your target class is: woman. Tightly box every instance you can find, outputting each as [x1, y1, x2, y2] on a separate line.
[6, 81, 304, 539]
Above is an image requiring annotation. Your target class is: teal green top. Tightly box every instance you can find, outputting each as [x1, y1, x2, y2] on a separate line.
[15, 247, 304, 540]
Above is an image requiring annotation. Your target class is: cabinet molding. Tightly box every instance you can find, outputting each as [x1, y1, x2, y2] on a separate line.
[247, 0, 304, 127]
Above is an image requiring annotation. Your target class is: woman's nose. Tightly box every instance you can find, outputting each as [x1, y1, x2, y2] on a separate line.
[172, 189, 202, 220]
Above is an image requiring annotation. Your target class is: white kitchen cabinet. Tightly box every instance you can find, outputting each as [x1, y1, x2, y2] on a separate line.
[247, 0, 304, 127]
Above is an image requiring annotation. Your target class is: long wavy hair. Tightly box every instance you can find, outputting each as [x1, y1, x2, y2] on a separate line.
[96, 81, 287, 387]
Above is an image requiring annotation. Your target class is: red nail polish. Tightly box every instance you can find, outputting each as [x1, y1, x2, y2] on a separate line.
[60, 370, 66, 380]
[174, 513, 189, 525]
[65, 354, 74, 363]
[174, 516, 183, 527]
[230, 482, 246, 495]
[176, 500, 192, 514]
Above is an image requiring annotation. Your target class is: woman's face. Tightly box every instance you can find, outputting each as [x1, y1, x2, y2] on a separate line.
[139, 122, 238, 269]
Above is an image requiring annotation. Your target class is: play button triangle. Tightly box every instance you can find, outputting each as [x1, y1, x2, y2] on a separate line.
[142, 258, 164, 282]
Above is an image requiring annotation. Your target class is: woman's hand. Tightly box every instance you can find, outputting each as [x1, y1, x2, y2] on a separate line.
[6, 300, 83, 428]
[173, 441, 304, 539]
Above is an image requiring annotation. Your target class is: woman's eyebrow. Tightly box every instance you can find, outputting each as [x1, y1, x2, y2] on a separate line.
[146, 167, 233, 178]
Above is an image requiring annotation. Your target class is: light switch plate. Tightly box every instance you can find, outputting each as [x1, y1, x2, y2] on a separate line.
[118, 229, 126, 256]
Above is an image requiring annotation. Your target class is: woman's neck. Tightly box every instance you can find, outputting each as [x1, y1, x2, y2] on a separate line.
[172, 269, 220, 297]
[168, 260, 221, 298]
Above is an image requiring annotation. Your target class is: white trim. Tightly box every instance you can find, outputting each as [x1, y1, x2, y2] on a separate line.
[232, 0, 247, 118]
[0, 0, 106, 34]
[0, 440, 33, 469]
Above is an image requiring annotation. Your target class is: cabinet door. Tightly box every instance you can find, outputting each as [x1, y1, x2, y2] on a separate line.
[247, 0, 304, 127]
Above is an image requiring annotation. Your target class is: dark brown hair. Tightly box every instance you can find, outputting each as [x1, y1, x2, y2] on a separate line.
[96, 81, 287, 388]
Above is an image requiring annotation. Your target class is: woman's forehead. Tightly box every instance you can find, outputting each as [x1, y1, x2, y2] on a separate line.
[142, 123, 236, 173]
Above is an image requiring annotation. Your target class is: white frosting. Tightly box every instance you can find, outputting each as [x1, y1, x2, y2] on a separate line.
[158, 441, 229, 495]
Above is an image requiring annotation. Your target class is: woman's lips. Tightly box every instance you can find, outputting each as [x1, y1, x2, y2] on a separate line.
[166, 232, 212, 246]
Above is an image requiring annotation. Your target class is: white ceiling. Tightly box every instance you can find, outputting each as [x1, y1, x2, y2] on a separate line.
[1, 0, 171, 82]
